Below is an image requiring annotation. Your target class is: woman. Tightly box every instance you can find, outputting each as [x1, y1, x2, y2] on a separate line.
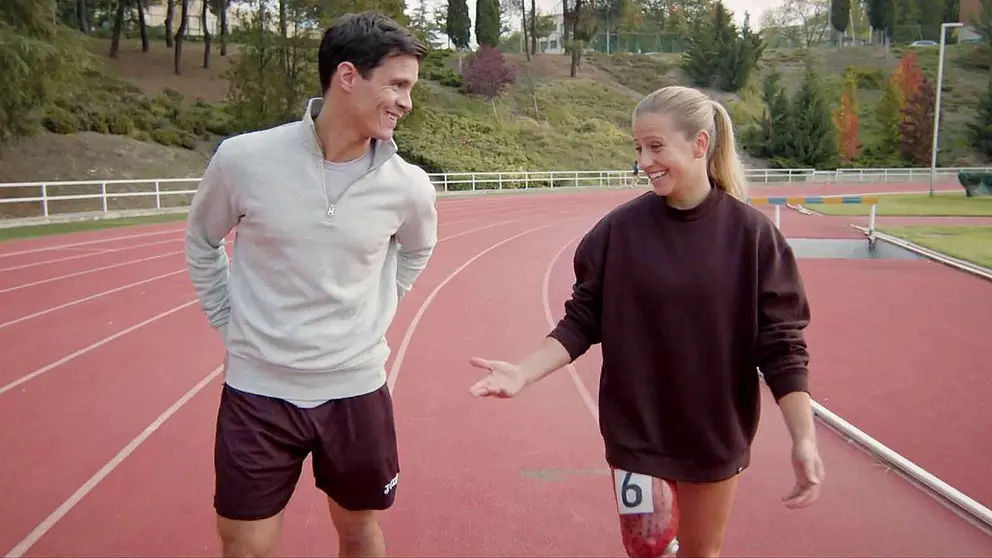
[467, 86, 825, 558]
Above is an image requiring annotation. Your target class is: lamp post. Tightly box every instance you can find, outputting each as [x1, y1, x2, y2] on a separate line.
[929, 21, 963, 197]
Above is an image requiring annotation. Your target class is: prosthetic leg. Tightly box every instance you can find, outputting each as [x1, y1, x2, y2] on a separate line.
[612, 468, 679, 558]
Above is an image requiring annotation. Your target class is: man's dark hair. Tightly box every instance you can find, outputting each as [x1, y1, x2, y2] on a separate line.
[318, 11, 428, 93]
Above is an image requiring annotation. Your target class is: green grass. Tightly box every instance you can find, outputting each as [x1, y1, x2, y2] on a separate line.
[0, 212, 188, 241]
[812, 192, 992, 216]
[881, 225, 992, 268]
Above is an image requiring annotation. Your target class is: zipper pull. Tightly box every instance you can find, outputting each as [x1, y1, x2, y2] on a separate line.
[327, 205, 336, 217]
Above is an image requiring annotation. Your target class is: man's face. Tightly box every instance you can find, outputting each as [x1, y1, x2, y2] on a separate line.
[340, 54, 420, 141]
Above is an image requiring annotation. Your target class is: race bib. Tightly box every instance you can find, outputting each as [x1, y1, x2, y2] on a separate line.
[613, 468, 653, 515]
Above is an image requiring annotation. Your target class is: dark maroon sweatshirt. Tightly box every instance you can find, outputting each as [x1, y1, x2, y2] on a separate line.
[548, 186, 811, 483]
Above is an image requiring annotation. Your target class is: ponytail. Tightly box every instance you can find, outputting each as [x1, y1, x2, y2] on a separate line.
[708, 101, 748, 201]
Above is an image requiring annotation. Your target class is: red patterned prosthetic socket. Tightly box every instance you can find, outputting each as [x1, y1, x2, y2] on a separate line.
[612, 469, 679, 558]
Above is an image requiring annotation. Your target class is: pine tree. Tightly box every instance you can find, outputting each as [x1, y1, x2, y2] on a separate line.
[898, 76, 935, 166]
[833, 71, 862, 163]
[679, 1, 764, 93]
[968, 73, 992, 158]
[446, 0, 471, 49]
[788, 61, 837, 168]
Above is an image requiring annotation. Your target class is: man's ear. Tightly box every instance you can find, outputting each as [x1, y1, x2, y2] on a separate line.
[335, 61, 359, 92]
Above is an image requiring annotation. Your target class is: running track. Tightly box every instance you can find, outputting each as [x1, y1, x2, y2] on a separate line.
[1, 182, 990, 557]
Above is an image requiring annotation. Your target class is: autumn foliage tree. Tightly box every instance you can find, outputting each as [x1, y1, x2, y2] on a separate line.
[832, 72, 861, 163]
[898, 76, 936, 166]
[461, 45, 516, 118]
[891, 50, 924, 106]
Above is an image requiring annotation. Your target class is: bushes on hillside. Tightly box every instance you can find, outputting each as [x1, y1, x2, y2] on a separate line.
[39, 71, 237, 150]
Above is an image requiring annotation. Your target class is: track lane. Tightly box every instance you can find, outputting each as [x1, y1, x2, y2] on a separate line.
[7, 202, 616, 557]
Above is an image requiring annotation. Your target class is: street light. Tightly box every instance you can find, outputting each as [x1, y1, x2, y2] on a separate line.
[930, 21, 963, 197]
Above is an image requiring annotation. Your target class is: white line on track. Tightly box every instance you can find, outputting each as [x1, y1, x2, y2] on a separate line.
[0, 251, 182, 294]
[3, 363, 225, 558]
[541, 233, 599, 423]
[0, 238, 181, 273]
[0, 300, 197, 396]
[0, 269, 187, 330]
[387, 215, 581, 393]
[0, 229, 182, 259]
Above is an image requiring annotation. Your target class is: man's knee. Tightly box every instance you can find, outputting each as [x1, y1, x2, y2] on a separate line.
[216, 514, 284, 558]
[327, 499, 386, 556]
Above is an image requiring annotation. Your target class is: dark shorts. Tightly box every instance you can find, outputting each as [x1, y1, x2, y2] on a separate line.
[213, 382, 399, 521]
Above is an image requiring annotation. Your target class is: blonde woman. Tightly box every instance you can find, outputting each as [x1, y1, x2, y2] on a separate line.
[468, 86, 824, 557]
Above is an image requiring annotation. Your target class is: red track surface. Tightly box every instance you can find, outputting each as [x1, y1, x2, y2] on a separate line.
[0, 185, 990, 557]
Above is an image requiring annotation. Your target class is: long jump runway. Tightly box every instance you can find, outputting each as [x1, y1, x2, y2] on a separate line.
[0, 184, 990, 557]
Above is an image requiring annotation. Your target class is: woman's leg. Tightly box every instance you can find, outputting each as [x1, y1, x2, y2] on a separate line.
[674, 475, 740, 557]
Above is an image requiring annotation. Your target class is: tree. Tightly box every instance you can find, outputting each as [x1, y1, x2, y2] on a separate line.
[743, 70, 797, 165]
[898, 76, 935, 165]
[831, 0, 851, 39]
[446, 0, 470, 49]
[832, 71, 862, 163]
[461, 45, 516, 117]
[788, 60, 837, 167]
[968, 73, 992, 158]
[475, 0, 501, 46]
[892, 50, 924, 105]
[680, 1, 765, 93]
[874, 77, 904, 159]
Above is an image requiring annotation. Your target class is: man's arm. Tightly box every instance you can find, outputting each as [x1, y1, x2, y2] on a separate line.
[394, 175, 438, 300]
[184, 144, 240, 334]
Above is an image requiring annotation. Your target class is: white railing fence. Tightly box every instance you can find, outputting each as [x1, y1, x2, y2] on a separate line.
[0, 166, 987, 221]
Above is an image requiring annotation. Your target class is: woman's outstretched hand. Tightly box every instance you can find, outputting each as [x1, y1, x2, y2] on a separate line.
[468, 357, 527, 398]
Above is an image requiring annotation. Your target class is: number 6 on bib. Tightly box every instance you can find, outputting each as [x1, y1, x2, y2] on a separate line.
[611, 468, 679, 558]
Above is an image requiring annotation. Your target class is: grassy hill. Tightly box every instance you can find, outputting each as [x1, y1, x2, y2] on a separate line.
[0, 35, 988, 187]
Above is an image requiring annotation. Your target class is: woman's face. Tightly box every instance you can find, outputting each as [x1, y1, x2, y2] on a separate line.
[632, 111, 709, 198]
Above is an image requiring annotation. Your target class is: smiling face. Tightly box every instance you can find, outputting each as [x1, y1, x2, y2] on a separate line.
[632, 110, 710, 199]
[337, 53, 420, 141]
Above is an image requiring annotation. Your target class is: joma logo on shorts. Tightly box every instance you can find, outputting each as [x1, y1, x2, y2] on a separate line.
[383, 473, 399, 495]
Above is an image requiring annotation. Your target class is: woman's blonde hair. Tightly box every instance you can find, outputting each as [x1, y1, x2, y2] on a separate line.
[632, 86, 749, 200]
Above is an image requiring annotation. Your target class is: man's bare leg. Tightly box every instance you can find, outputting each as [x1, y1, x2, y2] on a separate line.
[328, 497, 386, 557]
[217, 513, 285, 558]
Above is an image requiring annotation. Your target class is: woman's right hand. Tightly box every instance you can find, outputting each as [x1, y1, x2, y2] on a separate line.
[468, 357, 528, 398]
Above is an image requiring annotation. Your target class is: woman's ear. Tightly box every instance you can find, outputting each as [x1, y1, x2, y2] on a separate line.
[693, 130, 710, 159]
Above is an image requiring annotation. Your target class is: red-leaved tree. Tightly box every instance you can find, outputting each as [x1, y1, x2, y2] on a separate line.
[461, 45, 516, 117]
[898, 76, 935, 166]
[891, 50, 924, 109]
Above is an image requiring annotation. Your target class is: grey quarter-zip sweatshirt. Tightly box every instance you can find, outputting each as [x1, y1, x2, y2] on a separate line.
[184, 97, 438, 405]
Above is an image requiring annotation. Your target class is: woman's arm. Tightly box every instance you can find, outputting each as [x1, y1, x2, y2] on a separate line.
[755, 225, 814, 441]
[520, 220, 610, 384]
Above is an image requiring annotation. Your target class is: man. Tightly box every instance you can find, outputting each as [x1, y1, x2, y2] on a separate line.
[184, 12, 437, 558]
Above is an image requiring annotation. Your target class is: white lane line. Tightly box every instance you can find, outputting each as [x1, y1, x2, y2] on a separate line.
[0, 251, 182, 294]
[0, 229, 182, 259]
[0, 269, 187, 330]
[541, 233, 599, 423]
[3, 363, 224, 558]
[387, 216, 580, 393]
[0, 300, 198, 396]
[0, 238, 181, 273]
